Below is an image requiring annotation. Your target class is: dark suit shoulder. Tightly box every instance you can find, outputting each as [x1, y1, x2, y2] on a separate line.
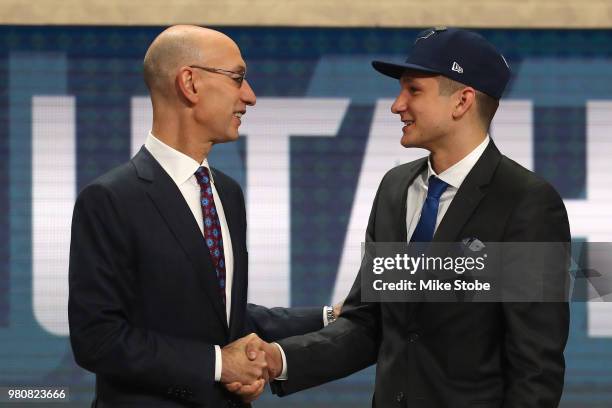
[77, 160, 139, 200]
[495, 155, 562, 203]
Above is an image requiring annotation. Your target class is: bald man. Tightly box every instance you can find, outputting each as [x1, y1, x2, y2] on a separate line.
[68, 26, 330, 408]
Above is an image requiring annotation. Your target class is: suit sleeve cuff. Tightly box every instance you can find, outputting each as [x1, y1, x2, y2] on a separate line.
[214, 345, 222, 382]
[274, 342, 288, 380]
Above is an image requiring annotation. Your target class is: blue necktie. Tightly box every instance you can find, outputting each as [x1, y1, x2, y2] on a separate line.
[410, 176, 449, 242]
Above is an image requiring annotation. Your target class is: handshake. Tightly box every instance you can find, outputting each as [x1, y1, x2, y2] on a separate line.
[220, 333, 282, 402]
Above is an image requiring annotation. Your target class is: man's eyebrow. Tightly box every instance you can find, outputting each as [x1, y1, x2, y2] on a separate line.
[400, 76, 418, 85]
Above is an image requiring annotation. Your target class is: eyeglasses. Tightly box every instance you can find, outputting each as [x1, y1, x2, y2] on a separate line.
[189, 65, 246, 86]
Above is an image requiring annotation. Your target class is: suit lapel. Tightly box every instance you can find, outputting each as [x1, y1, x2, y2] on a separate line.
[433, 141, 502, 243]
[132, 148, 229, 334]
[392, 159, 428, 323]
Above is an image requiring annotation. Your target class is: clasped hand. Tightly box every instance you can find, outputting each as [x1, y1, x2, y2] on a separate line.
[220, 333, 282, 402]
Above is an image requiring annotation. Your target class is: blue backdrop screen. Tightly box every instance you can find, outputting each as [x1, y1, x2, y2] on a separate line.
[1, 26, 612, 407]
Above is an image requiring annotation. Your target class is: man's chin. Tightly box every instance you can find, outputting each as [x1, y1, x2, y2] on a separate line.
[215, 132, 240, 144]
[400, 135, 417, 148]
[400, 132, 431, 149]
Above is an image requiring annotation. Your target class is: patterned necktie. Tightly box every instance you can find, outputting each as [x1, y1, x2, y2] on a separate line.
[410, 175, 449, 242]
[194, 166, 226, 304]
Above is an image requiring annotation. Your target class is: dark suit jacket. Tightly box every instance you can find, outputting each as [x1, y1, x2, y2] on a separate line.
[274, 142, 570, 408]
[68, 147, 323, 408]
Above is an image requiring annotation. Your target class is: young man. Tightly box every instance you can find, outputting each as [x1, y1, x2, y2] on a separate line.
[260, 27, 570, 407]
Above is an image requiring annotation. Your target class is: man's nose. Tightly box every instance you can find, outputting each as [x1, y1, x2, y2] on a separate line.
[241, 79, 256, 106]
[391, 94, 405, 114]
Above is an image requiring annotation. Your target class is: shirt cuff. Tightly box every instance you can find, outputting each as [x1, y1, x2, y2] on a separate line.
[214, 345, 222, 381]
[273, 342, 288, 380]
[323, 306, 331, 327]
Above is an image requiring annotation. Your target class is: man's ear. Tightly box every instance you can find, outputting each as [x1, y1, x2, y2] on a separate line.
[452, 87, 476, 120]
[176, 67, 199, 105]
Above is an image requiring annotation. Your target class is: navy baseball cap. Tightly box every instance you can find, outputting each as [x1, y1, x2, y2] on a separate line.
[372, 27, 511, 99]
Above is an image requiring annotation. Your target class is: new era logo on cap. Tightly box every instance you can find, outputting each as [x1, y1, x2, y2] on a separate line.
[371, 27, 511, 99]
[451, 62, 464, 74]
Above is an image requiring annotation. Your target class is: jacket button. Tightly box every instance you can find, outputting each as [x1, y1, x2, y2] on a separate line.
[396, 391, 405, 403]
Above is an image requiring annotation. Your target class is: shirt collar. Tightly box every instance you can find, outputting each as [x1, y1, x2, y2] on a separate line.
[144, 132, 214, 186]
[426, 136, 490, 189]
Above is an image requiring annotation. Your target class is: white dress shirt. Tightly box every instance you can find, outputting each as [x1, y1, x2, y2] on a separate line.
[144, 132, 233, 381]
[406, 136, 490, 239]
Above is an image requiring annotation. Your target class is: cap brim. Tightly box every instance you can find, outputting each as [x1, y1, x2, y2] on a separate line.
[372, 60, 440, 79]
